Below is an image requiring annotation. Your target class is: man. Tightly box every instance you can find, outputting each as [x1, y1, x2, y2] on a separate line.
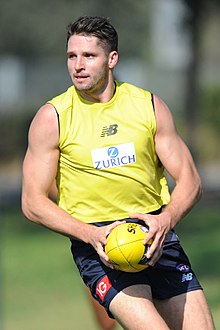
[22, 16, 215, 329]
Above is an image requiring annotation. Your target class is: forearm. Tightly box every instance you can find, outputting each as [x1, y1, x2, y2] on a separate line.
[163, 176, 202, 228]
[21, 194, 95, 243]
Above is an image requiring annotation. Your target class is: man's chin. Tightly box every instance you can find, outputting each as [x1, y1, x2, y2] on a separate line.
[74, 83, 92, 92]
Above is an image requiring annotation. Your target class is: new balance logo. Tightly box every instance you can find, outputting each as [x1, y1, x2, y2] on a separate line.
[181, 273, 193, 282]
[101, 124, 118, 137]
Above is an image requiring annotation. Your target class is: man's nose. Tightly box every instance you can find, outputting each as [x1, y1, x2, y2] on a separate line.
[75, 56, 85, 71]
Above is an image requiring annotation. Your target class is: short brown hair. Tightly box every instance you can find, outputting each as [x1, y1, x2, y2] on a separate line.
[66, 16, 118, 53]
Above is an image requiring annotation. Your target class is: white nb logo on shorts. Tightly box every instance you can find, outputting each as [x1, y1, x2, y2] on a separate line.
[181, 273, 193, 282]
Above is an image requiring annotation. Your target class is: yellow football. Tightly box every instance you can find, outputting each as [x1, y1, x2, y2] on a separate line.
[105, 222, 153, 272]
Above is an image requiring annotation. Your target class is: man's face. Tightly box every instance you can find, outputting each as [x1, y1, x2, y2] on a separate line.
[67, 34, 115, 97]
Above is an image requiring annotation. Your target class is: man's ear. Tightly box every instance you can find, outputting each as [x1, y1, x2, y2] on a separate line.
[108, 51, 118, 69]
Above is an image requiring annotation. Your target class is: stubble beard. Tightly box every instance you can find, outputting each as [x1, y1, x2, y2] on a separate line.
[74, 71, 109, 97]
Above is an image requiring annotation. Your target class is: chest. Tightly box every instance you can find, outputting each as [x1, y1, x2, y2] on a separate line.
[59, 98, 155, 170]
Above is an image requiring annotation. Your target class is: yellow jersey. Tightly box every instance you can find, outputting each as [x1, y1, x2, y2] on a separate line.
[48, 81, 170, 223]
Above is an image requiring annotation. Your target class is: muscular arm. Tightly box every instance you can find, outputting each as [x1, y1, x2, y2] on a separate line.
[22, 104, 86, 238]
[131, 95, 202, 263]
[22, 104, 119, 262]
[154, 95, 202, 227]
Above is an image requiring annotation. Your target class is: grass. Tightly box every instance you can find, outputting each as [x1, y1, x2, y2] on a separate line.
[1, 202, 220, 329]
[1, 210, 122, 330]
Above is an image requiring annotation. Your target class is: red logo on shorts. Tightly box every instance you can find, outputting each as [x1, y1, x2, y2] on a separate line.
[176, 264, 190, 272]
[96, 275, 112, 301]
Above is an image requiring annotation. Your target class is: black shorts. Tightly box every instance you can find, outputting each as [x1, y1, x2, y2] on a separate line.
[70, 218, 202, 318]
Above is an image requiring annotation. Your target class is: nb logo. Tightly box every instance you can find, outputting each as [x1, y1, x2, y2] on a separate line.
[101, 124, 118, 137]
[181, 273, 193, 282]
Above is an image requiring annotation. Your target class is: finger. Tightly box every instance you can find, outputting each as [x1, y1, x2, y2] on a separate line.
[129, 213, 146, 220]
[106, 220, 126, 236]
[143, 231, 154, 245]
[129, 214, 152, 232]
[147, 248, 163, 266]
[145, 236, 160, 259]
[100, 256, 114, 269]
[112, 220, 126, 227]
[97, 242, 108, 261]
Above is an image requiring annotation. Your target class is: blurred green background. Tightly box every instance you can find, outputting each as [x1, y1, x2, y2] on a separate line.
[1, 0, 220, 329]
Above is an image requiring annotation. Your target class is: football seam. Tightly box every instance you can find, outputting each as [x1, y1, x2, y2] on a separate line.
[116, 236, 146, 271]
[117, 245, 142, 271]
[106, 238, 145, 253]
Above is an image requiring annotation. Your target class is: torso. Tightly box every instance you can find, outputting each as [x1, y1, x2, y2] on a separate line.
[48, 81, 170, 223]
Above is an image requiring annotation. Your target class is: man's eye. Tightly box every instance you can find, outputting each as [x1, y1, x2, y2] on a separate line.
[68, 54, 75, 59]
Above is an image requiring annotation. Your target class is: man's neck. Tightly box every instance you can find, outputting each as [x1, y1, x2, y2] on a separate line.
[78, 80, 116, 103]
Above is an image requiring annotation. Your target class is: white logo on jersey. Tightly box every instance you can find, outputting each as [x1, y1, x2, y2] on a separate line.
[91, 142, 136, 170]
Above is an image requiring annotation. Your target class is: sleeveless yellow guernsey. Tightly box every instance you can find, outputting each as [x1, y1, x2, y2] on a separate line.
[48, 81, 170, 223]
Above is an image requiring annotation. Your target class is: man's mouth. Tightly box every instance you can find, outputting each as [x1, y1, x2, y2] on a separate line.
[74, 75, 89, 82]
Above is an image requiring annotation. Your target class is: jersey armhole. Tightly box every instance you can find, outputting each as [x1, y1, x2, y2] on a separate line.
[55, 109, 60, 138]
[151, 93, 155, 113]
[46, 101, 61, 141]
[48, 103, 61, 140]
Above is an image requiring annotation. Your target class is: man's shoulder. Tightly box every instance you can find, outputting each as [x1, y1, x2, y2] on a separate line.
[117, 81, 152, 99]
[47, 86, 75, 113]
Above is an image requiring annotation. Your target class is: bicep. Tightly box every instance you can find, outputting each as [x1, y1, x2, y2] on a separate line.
[23, 147, 59, 197]
[22, 104, 60, 197]
[154, 95, 198, 182]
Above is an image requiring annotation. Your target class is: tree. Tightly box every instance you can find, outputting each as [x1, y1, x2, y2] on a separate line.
[0, 0, 150, 59]
[181, 0, 220, 159]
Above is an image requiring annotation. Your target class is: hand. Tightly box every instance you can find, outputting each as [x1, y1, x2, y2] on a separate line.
[129, 211, 172, 266]
[88, 220, 126, 268]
